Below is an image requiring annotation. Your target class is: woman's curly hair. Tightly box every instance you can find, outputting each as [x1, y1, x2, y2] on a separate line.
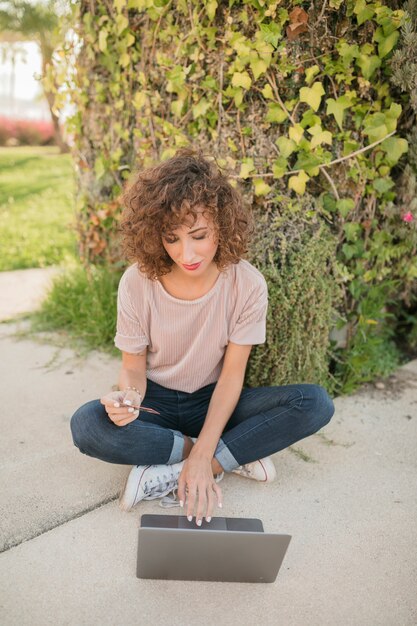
[120, 147, 255, 280]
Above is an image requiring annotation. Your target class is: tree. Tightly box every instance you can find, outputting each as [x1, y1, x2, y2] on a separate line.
[0, 0, 70, 152]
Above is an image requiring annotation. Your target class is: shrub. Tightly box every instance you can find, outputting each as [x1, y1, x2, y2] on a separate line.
[0, 116, 55, 146]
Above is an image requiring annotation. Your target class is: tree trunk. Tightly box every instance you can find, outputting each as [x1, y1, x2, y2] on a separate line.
[39, 37, 69, 153]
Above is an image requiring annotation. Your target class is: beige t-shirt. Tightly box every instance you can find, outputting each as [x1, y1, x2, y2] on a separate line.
[114, 258, 268, 393]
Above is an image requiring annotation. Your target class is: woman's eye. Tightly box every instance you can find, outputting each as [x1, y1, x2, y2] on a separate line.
[164, 236, 206, 244]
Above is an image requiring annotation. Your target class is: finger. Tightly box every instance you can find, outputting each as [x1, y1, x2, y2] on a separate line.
[212, 483, 223, 509]
[122, 390, 142, 409]
[177, 475, 186, 508]
[186, 485, 197, 522]
[205, 484, 216, 522]
[112, 411, 139, 426]
[196, 486, 208, 526]
[108, 406, 137, 415]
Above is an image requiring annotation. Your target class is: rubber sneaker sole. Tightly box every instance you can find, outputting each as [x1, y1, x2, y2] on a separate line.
[119, 465, 152, 512]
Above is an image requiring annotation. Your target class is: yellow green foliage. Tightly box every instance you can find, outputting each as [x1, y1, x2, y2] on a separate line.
[48, 0, 417, 394]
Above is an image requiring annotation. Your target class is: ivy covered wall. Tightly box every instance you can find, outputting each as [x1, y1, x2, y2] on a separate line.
[51, 0, 416, 394]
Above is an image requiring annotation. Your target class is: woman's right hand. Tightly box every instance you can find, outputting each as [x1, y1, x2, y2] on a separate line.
[100, 389, 142, 427]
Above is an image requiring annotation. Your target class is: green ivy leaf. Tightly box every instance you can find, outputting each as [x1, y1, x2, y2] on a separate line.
[343, 222, 362, 242]
[206, 0, 218, 21]
[326, 95, 353, 130]
[385, 102, 402, 124]
[261, 84, 274, 100]
[288, 170, 309, 195]
[98, 29, 108, 53]
[294, 152, 322, 176]
[373, 178, 394, 194]
[322, 193, 337, 212]
[253, 178, 272, 196]
[379, 30, 399, 58]
[363, 112, 388, 142]
[116, 14, 129, 35]
[126, 32, 135, 47]
[192, 98, 211, 118]
[276, 136, 297, 158]
[227, 137, 238, 152]
[299, 82, 325, 112]
[337, 198, 355, 217]
[133, 91, 147, 110]
[305, 65, 320, 86]
[337, 42, 359, 66]
[307, 124, 333, 149]
[239, 158, 255, 179]
[272, 156, 288, 178]
[259, 22, 283, 48]
[231, 71, 252, 90]
[266, 103, 288, 123]
[380, 136, 408, 165]
[354, 0, 375, 25]
[119, 53, 130, 68]
[250, 54, 269, 80]
[356, 54, 381, 80]
[171, 99, 184, 117]
[289, 124, 304, 145]
[301, 110, 321, 129]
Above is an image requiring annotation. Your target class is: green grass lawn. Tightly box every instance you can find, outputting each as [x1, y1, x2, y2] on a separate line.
[0, 146, 77, 270]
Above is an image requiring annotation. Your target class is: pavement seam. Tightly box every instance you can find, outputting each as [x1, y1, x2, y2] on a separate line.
[1, 495, 118, 555]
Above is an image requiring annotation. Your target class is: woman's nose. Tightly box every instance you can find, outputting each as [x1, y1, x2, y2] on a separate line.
[180, 240, 197, 263]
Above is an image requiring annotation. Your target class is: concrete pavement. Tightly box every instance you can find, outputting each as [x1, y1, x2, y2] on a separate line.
[0, 271, 416, 625]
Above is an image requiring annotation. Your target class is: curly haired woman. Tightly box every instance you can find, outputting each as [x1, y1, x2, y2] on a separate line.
[70, 147, 335, 527]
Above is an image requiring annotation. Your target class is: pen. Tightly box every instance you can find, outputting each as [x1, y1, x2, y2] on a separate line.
[139, 406, 161, 415]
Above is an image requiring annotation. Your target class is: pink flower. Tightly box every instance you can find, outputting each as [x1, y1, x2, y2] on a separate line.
[402, 212, 414, 222]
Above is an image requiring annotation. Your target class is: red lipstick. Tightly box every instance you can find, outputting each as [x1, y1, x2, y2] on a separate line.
[182, 262, 202, 271]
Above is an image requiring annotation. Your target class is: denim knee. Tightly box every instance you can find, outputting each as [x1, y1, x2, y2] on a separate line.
[312, 384, 335, 427]
[70, 399, 103, 452]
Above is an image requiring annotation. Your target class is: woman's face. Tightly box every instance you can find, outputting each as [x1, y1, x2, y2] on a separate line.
[161, 209, 219, 278]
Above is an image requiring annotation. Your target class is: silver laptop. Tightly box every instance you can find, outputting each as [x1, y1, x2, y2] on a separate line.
[137, 514, 291, 583]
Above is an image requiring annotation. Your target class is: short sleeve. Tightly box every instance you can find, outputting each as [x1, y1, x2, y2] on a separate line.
[229, 280, 268, 345]
[114, 273, 149, 354]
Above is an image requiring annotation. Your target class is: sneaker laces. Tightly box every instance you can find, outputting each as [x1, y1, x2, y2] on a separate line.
[141, 465, 183, 502]
[233, 464, 253, 477]
[159, 471, 225, 508]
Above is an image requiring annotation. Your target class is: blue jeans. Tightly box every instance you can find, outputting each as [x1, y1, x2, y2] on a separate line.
[70, 378, 335, 472]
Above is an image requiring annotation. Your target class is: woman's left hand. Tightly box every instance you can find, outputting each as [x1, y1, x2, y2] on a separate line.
[177, 452, 223, 526]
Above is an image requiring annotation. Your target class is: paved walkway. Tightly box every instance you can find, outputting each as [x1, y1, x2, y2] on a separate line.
[0, 269, 416, 625]
[0, 267, 62, 321]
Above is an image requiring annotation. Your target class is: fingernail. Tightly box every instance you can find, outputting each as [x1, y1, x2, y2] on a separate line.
[219, 502, 223, 508]
[124, 400, 132, 406]
[180, 500, 183, 507]
[128, 407, 134, 413]
[196, 519, 202, 526]
[206, 517, 211, 523]
[187, 515, 192, 522]
[113, 402, 120, 408]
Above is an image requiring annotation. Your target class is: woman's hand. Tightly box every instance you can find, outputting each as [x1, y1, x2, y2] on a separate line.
[177, 452, 223, 526]
[100, 389, 141, 427]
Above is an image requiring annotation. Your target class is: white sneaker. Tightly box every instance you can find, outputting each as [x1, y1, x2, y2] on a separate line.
[160, 470, 224, 508]
[119, 461, 186, 512]
[231, 456, 276, 482]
